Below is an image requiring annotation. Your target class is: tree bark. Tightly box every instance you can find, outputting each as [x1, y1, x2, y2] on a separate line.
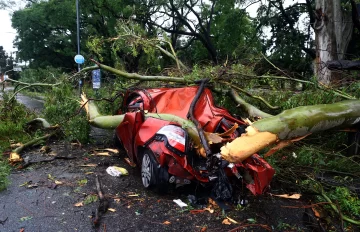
[314, 0, 353, 85]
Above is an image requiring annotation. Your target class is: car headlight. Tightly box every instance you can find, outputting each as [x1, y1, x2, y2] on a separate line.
[157, 125, 186, 152]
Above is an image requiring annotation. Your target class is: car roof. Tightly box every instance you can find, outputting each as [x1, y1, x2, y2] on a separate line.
[126, 86, 245, 131]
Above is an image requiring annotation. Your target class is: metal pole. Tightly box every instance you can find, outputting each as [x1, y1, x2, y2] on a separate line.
[76, 0, 80, 71]
[76, 0, 81, 93]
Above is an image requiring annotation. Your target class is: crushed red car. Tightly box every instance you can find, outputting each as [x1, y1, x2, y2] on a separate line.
[114, 80, 275, 200]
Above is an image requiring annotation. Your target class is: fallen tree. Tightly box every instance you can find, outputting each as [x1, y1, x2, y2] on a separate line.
[80, 88, 360, 162]
[221, 100, 360, 163]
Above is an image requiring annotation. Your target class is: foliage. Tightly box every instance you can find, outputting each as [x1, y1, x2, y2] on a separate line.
[326, 187, 360, 217]
[0, 93, 37, 191]
[11, 0, 78, 70]
[83, 194, 98, 205]
[43, 80, 90, 143]
[0, 46, 14, 76]
[19, 67, 63, 92]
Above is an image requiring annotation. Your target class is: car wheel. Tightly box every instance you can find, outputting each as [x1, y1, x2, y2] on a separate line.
[113, 131, 123, 150]
[140, 149, 169, 192]
[141, 150, 157, 188]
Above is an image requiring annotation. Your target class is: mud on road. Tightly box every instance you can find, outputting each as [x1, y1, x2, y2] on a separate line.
[0, 129, 310, 232]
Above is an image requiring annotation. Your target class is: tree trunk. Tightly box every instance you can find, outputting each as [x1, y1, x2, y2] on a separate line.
[314, 0, 353, 85]
[221, 100, 360, 163]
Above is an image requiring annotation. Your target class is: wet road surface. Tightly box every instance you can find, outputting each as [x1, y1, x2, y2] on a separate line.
[1, 87, 44, 113]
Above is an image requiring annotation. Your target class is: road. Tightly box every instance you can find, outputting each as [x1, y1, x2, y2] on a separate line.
[1, 86, 44, 112]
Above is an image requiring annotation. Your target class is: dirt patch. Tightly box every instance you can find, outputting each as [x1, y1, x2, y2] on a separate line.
[0, 138, 317, 232]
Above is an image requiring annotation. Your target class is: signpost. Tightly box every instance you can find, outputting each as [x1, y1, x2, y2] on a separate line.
[74, 54, 85, 64]
[13, 67, 22, 72]
[74, 54, 84, 95]
[92, 69, 101, 89]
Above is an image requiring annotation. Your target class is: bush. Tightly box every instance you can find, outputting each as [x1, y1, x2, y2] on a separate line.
[0, 93, 36, 191]
[43, 80, 90, 143]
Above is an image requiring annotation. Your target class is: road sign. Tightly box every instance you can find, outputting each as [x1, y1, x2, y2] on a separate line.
[13, 67, 22, 72]
[74, 54, 85, 64]
[92, 69, 101, 89]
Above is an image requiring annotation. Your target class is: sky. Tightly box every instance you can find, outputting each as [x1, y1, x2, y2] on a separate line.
[0, 0, 305, 56]
[0, 9, 17, 54]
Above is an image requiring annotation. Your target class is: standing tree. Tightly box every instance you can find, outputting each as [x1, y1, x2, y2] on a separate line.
[0, 46, 13, 76]
[314, 0, 354, 85]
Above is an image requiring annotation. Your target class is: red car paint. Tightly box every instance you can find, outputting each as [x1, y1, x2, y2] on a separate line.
[115, 86, 275, 195]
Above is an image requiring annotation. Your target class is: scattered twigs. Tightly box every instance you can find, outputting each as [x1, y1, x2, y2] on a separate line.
[317, 82, 355, 99]
[19, 155, 76, 169]
[92, 176, 109, 227]
[228, 72, 314, 85]
[281, 202, 332, 209]
[261, 53, 292, 78]
[0, 217, 8, 225]
[261, 53, 356, 100]
[220, 80, 279, 110]
[320, 190, 360, 225]
[228, 223, 272, 232]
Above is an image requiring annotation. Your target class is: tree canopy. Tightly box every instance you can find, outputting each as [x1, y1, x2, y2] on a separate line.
[7, 0, 360, 83]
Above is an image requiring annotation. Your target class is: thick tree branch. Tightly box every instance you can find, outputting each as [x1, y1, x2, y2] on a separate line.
[1, 77, 61, 102]
[220, 81, 280, 110]
[91, 60, 186, 83]
[229, 89, 273, 119]
[221, 100, 360, 163]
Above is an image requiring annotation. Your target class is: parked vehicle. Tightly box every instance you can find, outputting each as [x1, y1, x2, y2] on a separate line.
[114, 81, 274, 199]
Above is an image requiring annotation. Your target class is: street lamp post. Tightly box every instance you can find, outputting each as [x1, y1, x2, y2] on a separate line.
[76, 0, 82, 94]
[76, 0, 80, 72]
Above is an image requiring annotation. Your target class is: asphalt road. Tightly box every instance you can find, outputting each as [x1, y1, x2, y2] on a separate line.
[1, 86, 44, 113]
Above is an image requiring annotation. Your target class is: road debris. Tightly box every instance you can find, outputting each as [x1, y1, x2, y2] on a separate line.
[0, 217, 8, 225]
[74, 202, 84, 207]
[79, 164, 97, 167]
[173, 199, 188, 208]
[19, 216, 32, 222]
[124, 158, 136, 167]
[84, 194, 98, 204]
[271, 193, 301, 199]
[95, 148, 119, 154]
[91, 176, 109, 227]
[222, 218, 231, 225]
[92, 151, 111, 156]
[106, 166, 128, 177]
[39, 145, 51, 153]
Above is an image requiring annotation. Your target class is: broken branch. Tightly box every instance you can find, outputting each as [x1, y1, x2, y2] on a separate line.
[221, 100, 360, 162]
[91, 60, 187, 83]
[220, 81, 279, 110]
[229, 89, 273, 119]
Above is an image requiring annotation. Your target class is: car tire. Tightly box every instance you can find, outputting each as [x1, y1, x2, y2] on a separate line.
[113, 131, 123, 150]
[140, 149, 169, 192]
[141, 150, 157, 188]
